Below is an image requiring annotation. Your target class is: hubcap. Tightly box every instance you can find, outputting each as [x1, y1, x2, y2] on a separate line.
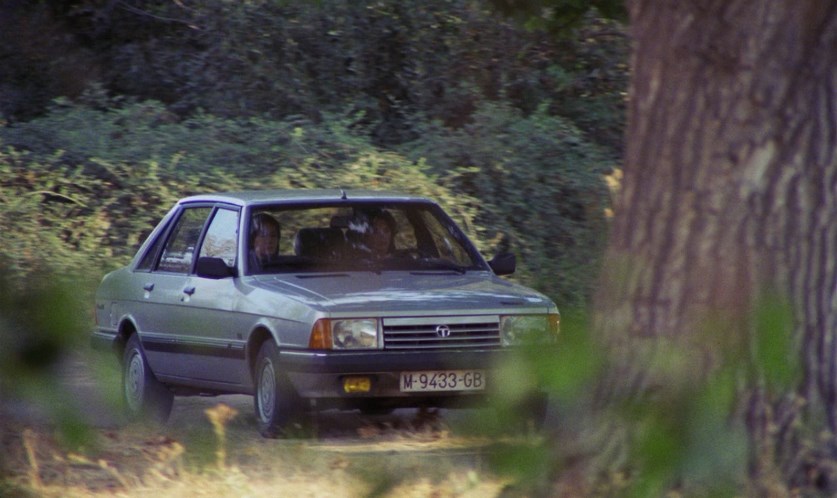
[257, 360, 276, 422]
[125, 351, 145, 412]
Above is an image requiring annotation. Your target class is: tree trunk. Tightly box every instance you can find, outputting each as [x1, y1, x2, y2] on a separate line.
[595, 0, 837, 431]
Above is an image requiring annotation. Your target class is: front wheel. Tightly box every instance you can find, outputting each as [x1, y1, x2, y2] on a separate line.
[254, 340, 300, 437]
[122, 334, 173, 424]
[522, 392, 548, 431]
[495, 392, 548, 433]
[359, 405, 395, 416]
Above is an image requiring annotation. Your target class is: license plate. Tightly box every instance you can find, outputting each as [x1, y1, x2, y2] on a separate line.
[400, 370, 486, 392]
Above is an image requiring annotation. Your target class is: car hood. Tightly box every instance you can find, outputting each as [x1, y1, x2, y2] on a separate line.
[248, 271, 553, 314]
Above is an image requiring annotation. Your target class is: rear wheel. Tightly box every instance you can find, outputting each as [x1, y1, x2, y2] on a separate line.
[254, 340, 300, 437]
[122, 334, 173, 424]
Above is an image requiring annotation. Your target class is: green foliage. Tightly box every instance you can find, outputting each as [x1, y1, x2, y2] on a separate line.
[1, 1, 624, 310]
[79, 0, 619, 146]
[487, 0, 627, 33]
[1, 1, 627, 157]
[0, 98, 486, 284]
[0, 265, 94, 448]
[4, 94, 287, 176]
[620, 356, 747, 498]
[748, 293, 798, 391]
[0, 0, 630, 490]
[470, 295, 806, 495]
[0, 267, 87, 380]
[403, 103, 613, 306]
[483, 307, 805, 496]
[0, 142, 214, 283]
[1, 97, 609, 306]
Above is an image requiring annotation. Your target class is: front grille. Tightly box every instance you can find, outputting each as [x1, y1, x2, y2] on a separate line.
[383, 315, 501, 350]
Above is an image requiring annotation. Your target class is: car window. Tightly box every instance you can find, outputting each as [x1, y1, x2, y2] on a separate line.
[136, 220, 172, 271]
[417, 210, 474, 266]
[248, 202, 483, 274]
[199, 208, 239, 267]
[157, 207, 212, 273]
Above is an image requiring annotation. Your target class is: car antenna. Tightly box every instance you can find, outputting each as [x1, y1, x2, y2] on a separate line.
[340, 188, 348, 200]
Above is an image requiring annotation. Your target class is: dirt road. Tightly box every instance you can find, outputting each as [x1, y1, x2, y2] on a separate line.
[4, 349, 495, 436]
[2, 350, 514, 496]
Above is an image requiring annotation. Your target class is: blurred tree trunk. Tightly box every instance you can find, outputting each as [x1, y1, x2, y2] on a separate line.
[595, 0, 837, 434]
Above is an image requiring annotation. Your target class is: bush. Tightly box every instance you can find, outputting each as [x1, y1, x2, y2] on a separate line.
[1, 1, 626, 157]
[0, 99, 481, 286]
[1, 96, 612, 307]
[402, 103, 613, 306]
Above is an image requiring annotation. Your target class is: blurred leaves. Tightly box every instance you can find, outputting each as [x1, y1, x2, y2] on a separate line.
[0, 261, 93, 448]
[482, 298, 802, 495]
[748, 293, 798, 391]
[0, 264, 87, 380]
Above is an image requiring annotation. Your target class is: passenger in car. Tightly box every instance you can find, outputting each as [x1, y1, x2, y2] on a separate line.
[249, 213, 281, 272]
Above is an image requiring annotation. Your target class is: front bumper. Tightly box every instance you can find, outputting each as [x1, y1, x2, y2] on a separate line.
[277, 348, 518, 409]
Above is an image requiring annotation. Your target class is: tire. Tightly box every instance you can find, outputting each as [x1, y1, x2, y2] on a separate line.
[524, 392, 549, 431]
[497, 392, 549, 433]
[359, 406, 395, 416]
[122, 334, 173, 424]
[254, 340, 300, 438]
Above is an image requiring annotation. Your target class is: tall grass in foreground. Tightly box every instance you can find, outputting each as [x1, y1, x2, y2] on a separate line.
[477, 302, 799, 496]
[0, 267, 96, 446]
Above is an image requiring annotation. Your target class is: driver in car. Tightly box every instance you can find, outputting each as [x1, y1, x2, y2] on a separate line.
[249, 213, 281, 271]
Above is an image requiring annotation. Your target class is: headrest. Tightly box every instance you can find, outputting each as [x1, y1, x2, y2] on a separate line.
[294, 227, 345, 258]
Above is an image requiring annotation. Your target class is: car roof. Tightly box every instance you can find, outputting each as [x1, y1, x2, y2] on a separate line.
[179, 189, 434, 207]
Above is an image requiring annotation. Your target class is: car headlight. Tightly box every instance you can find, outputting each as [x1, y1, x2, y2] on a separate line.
[500, 313, 560, 345]
[308, 318, 379, 350]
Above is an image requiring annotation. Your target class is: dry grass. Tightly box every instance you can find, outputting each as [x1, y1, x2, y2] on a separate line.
[0, 404, 512, 498]
[0, 350, 518, 497]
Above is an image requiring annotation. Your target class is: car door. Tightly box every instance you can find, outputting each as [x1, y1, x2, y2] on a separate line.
[137, 205, 214, 378]
[171, 206, 251, 386]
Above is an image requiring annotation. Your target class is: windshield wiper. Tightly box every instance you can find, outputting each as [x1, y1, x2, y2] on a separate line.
[412, 258, 468, 274]
[295, 273, 350, 279]
[410, 270, 467, 276]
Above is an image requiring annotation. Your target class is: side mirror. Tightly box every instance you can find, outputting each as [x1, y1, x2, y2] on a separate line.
[196, 257, 237, 279]
[488, 252, 516, 276]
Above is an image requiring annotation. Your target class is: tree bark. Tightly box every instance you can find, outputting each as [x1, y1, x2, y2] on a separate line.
[595, 0, 837, 429]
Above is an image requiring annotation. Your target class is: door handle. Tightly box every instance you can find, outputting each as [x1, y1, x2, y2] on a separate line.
[183, 286, 196, 296]
[143, 283, 155, 292]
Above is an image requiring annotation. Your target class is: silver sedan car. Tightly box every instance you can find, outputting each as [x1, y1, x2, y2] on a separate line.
[92, 189, 559, 436]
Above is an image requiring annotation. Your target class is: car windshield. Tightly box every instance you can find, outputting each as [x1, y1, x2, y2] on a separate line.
[246, 201, 486, 274]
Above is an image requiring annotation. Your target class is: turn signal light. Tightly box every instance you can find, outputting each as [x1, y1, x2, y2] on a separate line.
[308, 319, 332, 349]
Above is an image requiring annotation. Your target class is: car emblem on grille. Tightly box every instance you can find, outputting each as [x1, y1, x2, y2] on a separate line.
[436, 325, 452, 338]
